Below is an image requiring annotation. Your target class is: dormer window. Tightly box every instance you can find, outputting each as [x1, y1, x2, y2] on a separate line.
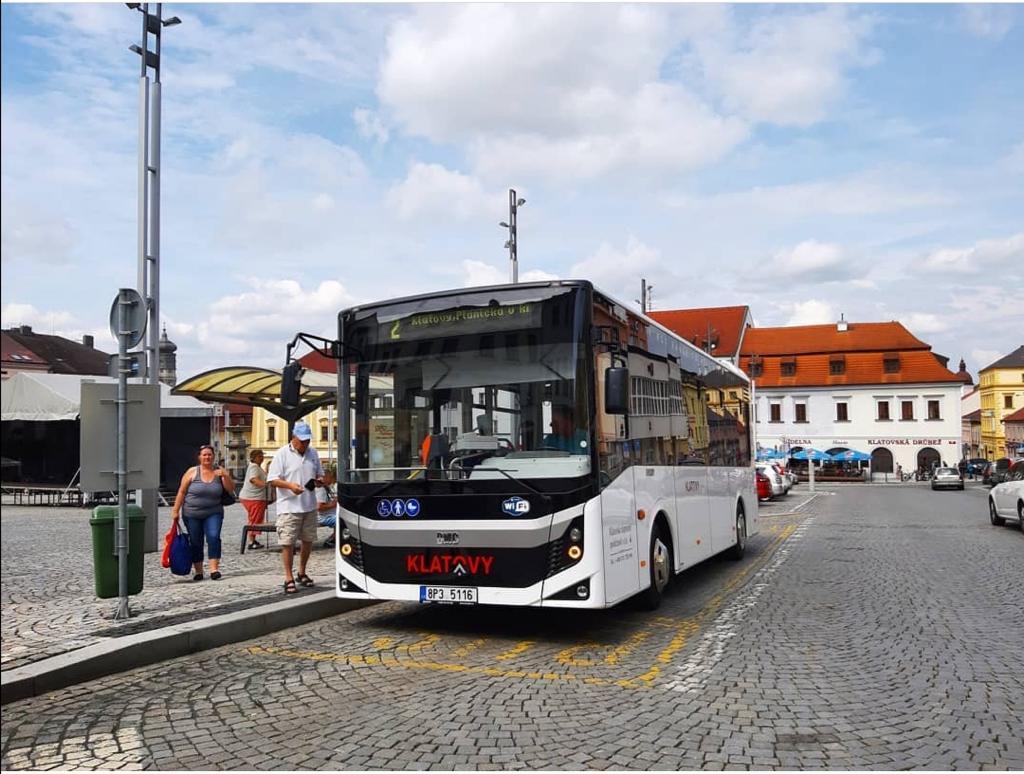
[883, 354, 901, 374]
[748, 356, 763, 378]
[780, 359, 797, 377]
[829, 356, 846, 375]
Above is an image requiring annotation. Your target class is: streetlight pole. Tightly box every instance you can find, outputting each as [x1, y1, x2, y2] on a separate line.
[128, 3, 180, 552]
[499, 188, 525, 284]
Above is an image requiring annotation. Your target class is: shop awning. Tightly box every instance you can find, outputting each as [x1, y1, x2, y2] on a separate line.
[171, 366, 337, 424]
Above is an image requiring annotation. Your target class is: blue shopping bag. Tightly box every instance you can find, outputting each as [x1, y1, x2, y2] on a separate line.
[169, 522, 192, 576]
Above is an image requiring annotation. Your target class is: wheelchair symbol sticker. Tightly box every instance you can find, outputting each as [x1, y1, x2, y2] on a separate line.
[376, 500, 392, 517]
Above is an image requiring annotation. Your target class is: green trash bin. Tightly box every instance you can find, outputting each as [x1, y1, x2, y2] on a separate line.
[90, 505, 146, 599]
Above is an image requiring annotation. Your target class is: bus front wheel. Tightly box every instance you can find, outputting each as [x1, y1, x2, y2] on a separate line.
[638, 522, 671, 610]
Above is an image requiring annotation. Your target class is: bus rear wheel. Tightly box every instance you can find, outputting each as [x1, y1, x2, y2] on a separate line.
[638, 523, 671, 611]
[727, 506, 747, 560]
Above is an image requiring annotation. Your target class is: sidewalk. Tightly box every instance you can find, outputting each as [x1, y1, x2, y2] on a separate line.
[0, 502, 365, 703]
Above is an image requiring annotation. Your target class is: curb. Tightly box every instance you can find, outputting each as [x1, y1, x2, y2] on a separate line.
[1, 590, 373, 705]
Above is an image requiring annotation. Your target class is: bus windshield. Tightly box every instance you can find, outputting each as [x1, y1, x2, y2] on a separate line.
[341, 285, 592, 485]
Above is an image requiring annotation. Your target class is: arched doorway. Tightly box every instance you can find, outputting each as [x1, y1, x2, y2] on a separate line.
[871, 447, 894, 473]
[917, 447, 940, 472]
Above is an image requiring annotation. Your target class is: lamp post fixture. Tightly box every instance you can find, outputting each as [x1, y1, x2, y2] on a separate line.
[499, 188, 525, 283]
[127, 2, 180, 554]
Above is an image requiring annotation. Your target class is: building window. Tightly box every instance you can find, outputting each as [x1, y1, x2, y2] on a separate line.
[901, 400, 914, 421]
[1005, 395, 1014, 409]
[829, 357, 846, 375]
[321, 424, 330, 442]
[781, 360, 797, 376]
[928, 400, 941, 420]
[877, 401, 891, 421]
[749, 360, 763, 378]
[836, 402, 849, 422]
[795, 403, 807, 423]
[770, 403, 782, 422]
[883, 355, 900, 373]
[267, 425, 276, 443]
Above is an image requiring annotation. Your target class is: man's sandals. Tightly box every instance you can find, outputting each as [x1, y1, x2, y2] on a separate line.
[283, 574, 314, 594]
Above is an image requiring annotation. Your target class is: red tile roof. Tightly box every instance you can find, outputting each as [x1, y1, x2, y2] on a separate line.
[741, 321, 928, 356]
[2, 328, 110, 375]
[1003, 407, 1024, 424]
[964, 409, 982, 422]
[740, 350, 961, 388]
[649, 306, 750, 357]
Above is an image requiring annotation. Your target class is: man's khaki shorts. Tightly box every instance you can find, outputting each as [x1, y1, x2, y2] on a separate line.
[276, 510, 318, 545]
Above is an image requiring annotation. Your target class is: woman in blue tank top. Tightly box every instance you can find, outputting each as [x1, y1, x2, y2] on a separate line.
[171, 445, 236, 581]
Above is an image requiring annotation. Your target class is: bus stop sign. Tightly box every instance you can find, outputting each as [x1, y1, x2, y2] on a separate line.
[109, 288, 147, 349]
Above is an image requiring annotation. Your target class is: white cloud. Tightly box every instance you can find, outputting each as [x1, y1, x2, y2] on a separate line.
[386, 163, 502, 222]
[0, 199, 77, 265]
[460, 260, 558, 288]
[763, 240, 870, 285]
[1004, 140, 1024, 173]
[353, 108, 389, 144]
[378, 5, 747, 182]
[667, 172, 954, 218]
[569, 239, 665, 304]
[191, 279, 358, 364]
[784, 299, 836, 326]
[686, 6, 877, 126]
[901, 313, 949, 335]
[972, 349, 1004, 371]
[921, 233, 1024, 274]
[960, 5, 1016, 40]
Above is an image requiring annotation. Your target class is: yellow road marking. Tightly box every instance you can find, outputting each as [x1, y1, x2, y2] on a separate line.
[493, 640, 536, 661]
[451, 638, 488, 658]
[248, 520, 802, 689]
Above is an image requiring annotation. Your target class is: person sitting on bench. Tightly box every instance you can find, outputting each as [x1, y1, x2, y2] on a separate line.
[317, 467, 338, 548]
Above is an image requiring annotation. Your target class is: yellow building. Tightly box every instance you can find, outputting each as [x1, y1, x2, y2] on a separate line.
[978, 346, 1024, 459]
[250, 405, 341, 470]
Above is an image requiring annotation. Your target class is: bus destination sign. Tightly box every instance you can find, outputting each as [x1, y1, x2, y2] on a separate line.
[382, 302, 541, 342]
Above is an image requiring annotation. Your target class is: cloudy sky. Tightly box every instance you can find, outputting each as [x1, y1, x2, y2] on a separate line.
[2, 3, 1022, 379]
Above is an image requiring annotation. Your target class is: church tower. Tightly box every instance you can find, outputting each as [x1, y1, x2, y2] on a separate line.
[158, 325, 177, 386]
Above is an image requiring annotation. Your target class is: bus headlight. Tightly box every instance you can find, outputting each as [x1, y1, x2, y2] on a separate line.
[341, 543, 353, 556]
[569, 527, 582, 543]
[567, 545, 582, 560]
[341, 527, 351, 541]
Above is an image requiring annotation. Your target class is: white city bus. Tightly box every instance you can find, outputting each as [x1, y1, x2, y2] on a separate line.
[332, 280, 756, 609]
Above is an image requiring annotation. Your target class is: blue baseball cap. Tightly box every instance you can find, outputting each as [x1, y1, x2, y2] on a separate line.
[293, 421, 313, 441]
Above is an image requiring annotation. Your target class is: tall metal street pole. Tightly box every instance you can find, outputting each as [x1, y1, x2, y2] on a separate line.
[129, 3, 180, 552]
[500, 189, 525, 284]
[114, 293, 131, 619]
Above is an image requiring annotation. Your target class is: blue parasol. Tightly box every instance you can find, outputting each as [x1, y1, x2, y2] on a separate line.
[831, 449, 870, 462]
[790, 448, 831, 461]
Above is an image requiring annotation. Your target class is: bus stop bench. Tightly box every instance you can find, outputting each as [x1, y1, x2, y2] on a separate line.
[240, 523, 277, 554]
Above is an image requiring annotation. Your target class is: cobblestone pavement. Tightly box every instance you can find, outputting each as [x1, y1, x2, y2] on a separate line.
[3, 486, 1022, 770]
[1, 504, 336, 670]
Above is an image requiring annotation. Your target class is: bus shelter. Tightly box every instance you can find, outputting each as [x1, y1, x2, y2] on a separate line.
[171, 366, 337, 428]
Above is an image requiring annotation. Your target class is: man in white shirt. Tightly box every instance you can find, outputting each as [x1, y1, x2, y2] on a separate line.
[268, 421, 324, 594]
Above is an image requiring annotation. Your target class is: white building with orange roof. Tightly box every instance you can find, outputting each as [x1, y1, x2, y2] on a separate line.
[738, 317, 964, 478]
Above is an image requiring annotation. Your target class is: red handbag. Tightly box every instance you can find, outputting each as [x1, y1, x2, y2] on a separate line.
[161, 521, 178, 569]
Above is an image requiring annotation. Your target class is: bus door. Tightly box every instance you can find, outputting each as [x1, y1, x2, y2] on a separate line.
[600, 464, 639, 606]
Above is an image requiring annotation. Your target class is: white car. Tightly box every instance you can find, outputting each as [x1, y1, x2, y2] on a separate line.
[931, 467, 964, 491]
[756, 464, 786, 498]
[988, 460, 1023, 530]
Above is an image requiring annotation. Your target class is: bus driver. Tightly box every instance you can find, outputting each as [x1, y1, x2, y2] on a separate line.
[542, 405, 588, 453]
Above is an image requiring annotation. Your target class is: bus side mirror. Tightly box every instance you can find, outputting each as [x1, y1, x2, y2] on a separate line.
[281, 361, 303, 407]
[604, 367, 629, 415]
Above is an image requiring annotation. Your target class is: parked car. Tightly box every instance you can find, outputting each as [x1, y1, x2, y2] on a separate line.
[930, 467, 964, 491]
[756, 471, 773, 502]
[776, 463, 798, 488]
[756, 464, 786, 498]
[983, 458, 1013, 486]
[966, 458, 989, 477]
[771, 463, 793, 493]
[988, 460, 1024, 529]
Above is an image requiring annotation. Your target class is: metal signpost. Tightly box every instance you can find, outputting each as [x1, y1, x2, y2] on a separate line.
[112, 289, 146, 619]
[499, 189, 525, 283]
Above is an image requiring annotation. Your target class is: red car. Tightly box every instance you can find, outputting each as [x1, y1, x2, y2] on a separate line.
[756, 470, 773, 501]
